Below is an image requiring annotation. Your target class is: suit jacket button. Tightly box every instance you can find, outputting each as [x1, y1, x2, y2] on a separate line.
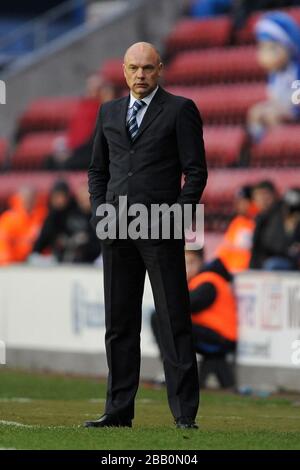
[128, 171, 133, 176]
[130, 150, 135, 155]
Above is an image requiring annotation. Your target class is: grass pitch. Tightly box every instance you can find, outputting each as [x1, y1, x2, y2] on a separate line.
[0, 368, 299, 450]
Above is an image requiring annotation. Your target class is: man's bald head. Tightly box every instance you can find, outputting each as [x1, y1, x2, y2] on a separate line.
[123, 42, 163, 99]
[124, 42, 161, 65]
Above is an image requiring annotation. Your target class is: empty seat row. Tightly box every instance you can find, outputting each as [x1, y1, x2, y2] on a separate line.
[6, 123, 300, 170]
[17, 97, 80, 136]
[6, 126, 246, 170]
[167, 83, 266, 124]
[16, 83, 266, 140]
[165, 6, 300, 53]
[164, 46, 265, 85]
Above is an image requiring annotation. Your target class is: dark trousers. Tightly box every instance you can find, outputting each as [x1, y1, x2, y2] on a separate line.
[101, 237, 200, 421]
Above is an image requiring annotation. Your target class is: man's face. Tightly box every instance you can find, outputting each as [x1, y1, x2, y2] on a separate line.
[252, 188, 276, 213]
[123, 47, 162, 99]
[257, 40, 289, 72]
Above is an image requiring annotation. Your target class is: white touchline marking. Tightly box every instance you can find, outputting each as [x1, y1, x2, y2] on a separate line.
[0, 421, 71, 429]
[0, 398, 32, 403]
[0, 420, 32, 427]
[88, 398, 154, 404]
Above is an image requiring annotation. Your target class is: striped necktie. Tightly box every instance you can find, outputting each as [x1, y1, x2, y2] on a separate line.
[127, 99, 146, 141]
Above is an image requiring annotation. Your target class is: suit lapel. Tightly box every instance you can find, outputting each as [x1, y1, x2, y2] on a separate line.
[117, 95, 131, 145]
[133, 87, 165, 143]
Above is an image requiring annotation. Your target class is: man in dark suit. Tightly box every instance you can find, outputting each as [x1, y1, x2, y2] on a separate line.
[86, 42, 207, 429]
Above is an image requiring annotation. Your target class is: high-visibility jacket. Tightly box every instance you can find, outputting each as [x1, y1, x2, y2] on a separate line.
[217, 215, 255, 273]
[188, 271, 237, 341]
[0, 195, 46, 265]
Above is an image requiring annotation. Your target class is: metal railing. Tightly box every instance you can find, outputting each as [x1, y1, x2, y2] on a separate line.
[0, 0, 93, 67]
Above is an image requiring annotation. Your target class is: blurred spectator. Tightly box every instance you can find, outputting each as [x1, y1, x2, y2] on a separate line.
[216, 185, 258, 272]
[151, 250, 238, 388]
[31, 180, 101, 263]
[189, 0, 233, 18]
[250, 181, 300, 270]
[44, 73, 116, 170]
[247, 12, 300, 142]
[0, 187, 46, 265]
[233, 0, 300, 28]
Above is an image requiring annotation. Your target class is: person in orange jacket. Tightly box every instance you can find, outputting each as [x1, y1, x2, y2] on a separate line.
[151, 249, 238, 388]
[0, 187, 46, 265]
[216, 185, 258, 273]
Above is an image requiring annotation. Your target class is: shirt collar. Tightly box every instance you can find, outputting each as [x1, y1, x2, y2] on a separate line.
[129, 85, 159, 109]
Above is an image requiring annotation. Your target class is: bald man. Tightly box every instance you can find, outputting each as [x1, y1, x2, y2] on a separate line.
[87, 42, 207, 429]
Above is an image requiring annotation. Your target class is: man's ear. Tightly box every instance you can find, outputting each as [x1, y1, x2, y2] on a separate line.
[123, 63, 126, 77]
[158, 62, 163, 76]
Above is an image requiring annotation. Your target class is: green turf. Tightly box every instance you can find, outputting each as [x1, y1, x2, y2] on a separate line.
[0, 368, 299, 450]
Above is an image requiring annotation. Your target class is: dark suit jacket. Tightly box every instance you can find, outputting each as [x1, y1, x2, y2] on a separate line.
[88, 86, 207, 236]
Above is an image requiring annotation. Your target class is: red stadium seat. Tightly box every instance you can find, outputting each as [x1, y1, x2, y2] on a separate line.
[100, 58, 126, 89]
[0, 169, 298, 232]
[203, 168, 300, 204]
[18, 97, 80, 136]
[235, 7, 300, 45]
[204, 126, 246, 167]
[167, 83, 266, 124]
[0, 138, 9, 167]
[165, 16, 232, 53]
[202, 167, 300, 230]
[12, 132, 66, 170]
[0, 171, 86, 211]
[164, 46, 265, 85]
[250, 125, 300, 167]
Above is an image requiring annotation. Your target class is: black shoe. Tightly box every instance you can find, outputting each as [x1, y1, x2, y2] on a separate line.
[84, 413, 132, 428]
[175, 416, 198, 429]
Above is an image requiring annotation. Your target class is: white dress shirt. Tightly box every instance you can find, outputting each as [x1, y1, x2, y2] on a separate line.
[127, 85, 159, 127]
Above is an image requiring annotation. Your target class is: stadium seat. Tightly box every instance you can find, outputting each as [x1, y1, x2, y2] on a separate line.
[165, 16, 232, 53]
[164, 46, 266, 85]
[100, 58, 126, 89]
[250, 125, 300, 167]
[0, 138, 9, 167]
[17, 97, 80, 137]
[204, 126, 246, 167]
[0, 171, 86, 212]
[167, 83, 266, 124]
[202, 168, 300, 231]
[235, 6, 300, 45]
[11, 132, 66, 170]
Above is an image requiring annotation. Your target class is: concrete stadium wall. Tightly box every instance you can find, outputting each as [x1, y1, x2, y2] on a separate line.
[0, 0, 184, 139]
[0, 266, 300, 392]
